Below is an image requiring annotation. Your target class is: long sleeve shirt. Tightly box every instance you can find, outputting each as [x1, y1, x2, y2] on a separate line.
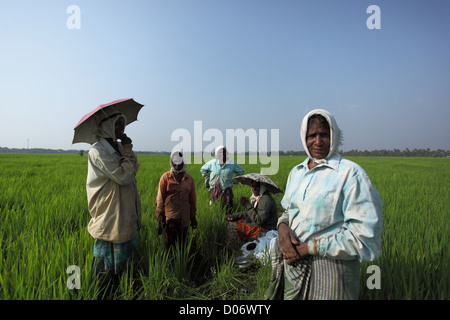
[86, 138, 142, 244]
[200, 159, 245, 191]
[229, 193, 278, 230]
[155, 171, 196, 229]
[278, 154, 382, 263]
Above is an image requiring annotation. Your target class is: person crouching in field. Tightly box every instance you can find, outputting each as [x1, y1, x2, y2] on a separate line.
[225, 181, 278, 250]
[155, 151, 197, 249]
[86, 112, 142, 298]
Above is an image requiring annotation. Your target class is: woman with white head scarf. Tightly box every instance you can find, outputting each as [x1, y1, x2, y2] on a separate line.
[156, 150, 197, 249]
[200, 145, 245, 213]
[225, 180, 278, 250]
[86, 109, 141, 298]
[300, 109, 343, 166]
[265, 109, 382, 300]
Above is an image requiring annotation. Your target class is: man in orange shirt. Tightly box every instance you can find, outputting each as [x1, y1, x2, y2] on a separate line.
[155, 151, 197, 249]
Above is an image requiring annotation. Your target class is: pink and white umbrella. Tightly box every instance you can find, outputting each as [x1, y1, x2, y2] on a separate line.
[72, 98, 144, 144]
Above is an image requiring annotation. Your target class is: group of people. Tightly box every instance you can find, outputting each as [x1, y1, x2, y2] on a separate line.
[155, 145, 273, 250]
[84, 108, 382, 300]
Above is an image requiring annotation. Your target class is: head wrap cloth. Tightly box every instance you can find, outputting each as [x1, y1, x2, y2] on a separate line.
[300, 109, 343, 164]
[93, 109, 127, 141]
[215, 145, 227, 160]
[170, 150, 187, 173]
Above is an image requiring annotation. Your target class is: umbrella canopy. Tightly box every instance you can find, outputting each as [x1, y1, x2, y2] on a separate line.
[72, 98, 144, 144]
[234, 173, 283, 194]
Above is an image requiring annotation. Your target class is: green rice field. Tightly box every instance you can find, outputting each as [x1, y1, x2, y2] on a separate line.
[0, 153, 448, 300]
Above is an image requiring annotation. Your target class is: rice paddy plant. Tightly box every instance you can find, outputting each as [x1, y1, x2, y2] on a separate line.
[349, 157, 449, 300]
[0, 153, 448, 299]
[199, 256, 246, 299]
[172, 237, 195, 283]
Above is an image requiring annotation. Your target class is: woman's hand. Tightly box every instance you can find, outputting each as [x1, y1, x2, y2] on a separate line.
[121, 134, 132, 145]
[278, 223, 309, 264]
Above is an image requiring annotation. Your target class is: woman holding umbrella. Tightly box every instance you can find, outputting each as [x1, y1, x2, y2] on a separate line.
[225, 174, 281, 250]
[73, 99, 143, 298]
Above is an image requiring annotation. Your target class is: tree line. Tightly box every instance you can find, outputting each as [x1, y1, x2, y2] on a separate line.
[280, 148, 450, 157]
[1, 147, 449, 157]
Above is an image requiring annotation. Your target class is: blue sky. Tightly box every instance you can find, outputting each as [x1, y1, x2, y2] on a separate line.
[0, 0, 449, 152]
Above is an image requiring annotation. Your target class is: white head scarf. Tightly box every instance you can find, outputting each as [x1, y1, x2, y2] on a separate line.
[250, 184, 267, 208]
[215, 145, 228, 165]
[170, 150, 187, 174]
[300, 109, 343, 164]
[94, 111, 127, 141]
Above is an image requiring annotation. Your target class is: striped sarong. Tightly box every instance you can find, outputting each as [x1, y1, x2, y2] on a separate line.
[210, 183, 234, 212]
[92, 236, 138, 275]
[265, 238, 361, 300]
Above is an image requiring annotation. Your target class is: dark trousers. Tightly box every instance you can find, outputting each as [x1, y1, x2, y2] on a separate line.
[164, 219, 188, 249]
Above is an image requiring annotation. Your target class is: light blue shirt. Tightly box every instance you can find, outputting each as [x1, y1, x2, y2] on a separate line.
[279, 154, 382, 263]
[200, 159, 245, 191]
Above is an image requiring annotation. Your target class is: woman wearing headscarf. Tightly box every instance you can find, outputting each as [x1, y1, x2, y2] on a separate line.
[200, 145, 245, 213]
[86, 110, 142, 297]
[155, 150, 197, 249]
[225, 181, 278, 250]
[265, 109, 382, 300]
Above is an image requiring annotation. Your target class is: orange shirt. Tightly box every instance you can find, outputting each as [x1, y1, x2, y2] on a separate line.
[155, 171, 196, 228]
